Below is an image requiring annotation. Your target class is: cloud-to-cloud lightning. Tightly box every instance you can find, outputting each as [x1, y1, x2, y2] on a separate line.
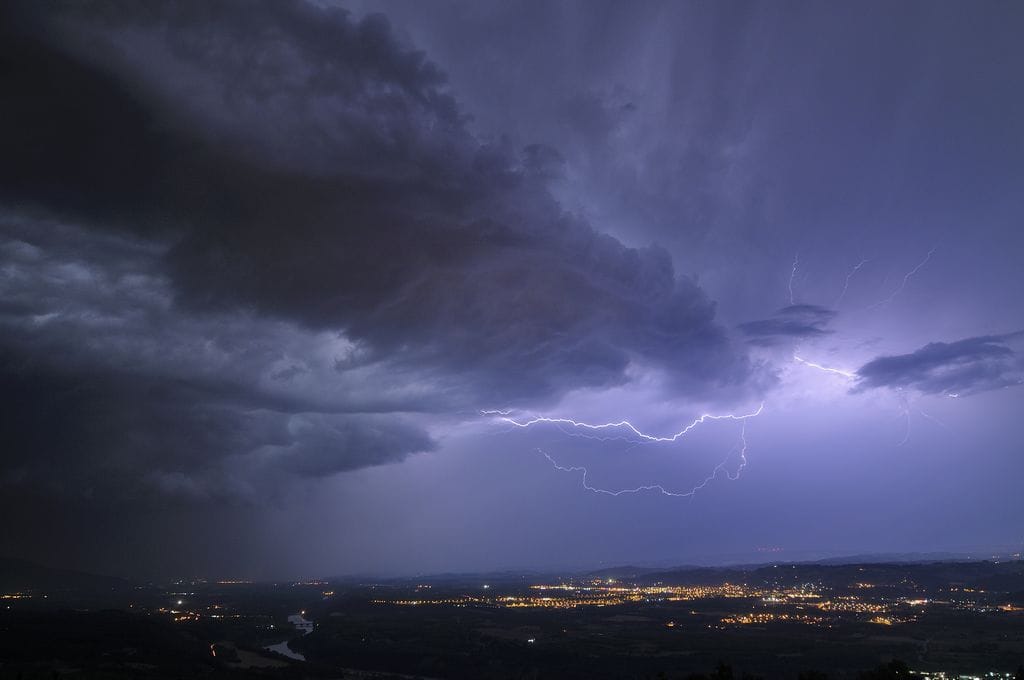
[489, 403, 764, 444]
[792, 354, 857, 380]
[538, 421, 751, 498]
[484, 404, 762, 498]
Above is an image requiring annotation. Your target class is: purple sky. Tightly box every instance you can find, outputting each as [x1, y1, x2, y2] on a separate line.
[1, 0, 1022, 578]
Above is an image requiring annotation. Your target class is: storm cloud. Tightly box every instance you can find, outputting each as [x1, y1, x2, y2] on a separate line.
[0, 1, 750, 503]
[855, 333, 1024, 397]
[1, 0, 1022, 579]
[0, 215, 439, 504]
[738, 304, 837, 346]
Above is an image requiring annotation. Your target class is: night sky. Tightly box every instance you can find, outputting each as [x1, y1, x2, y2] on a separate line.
[1, 1, 1022, 579]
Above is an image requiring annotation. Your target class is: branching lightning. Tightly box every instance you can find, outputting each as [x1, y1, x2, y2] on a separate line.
[835, 258, 869, 307]
[867, 246, 937, 310]
[490, 403, 764, 443]
[483, 403, 763, 498]
[788, 253, 800, 305]
[790, 358, 949, 445]
[538, 421, 750, 498]
[893, 389, 951, 446]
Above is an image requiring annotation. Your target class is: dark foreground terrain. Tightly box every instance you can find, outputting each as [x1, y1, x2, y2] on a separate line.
[1, 557, 1023, 679]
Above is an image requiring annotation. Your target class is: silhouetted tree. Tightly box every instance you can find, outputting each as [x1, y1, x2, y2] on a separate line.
[1014, 665, 1023, 680]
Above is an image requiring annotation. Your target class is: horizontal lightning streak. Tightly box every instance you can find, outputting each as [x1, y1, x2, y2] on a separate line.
[792, 354, 857, 380]
[491, 403, 764, 443]
[539, 422, 750, 498]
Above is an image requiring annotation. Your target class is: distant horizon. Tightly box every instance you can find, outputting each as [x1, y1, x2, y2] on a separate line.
[8, 545, 1024, 584]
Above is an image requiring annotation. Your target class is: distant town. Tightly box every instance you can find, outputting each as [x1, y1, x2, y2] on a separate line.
[3, 556, 1023, 678]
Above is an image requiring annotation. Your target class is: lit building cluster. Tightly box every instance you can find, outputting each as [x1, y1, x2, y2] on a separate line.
[370, 596, 485, 607]
[372, 582, 781, 610]
[367, 577, 1024, 630]
[501, 595, 627, 609]
[911, 672, 1018, 680]
[813, 597, 888, 614]
[720, 612, 826, 626]
[154, 602, 247, 624]
[532, 581, 767, 601]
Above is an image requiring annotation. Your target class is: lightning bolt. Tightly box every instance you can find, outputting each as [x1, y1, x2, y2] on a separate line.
[867, 246, 936, 310]
[792, 358, 950, 445]
[788, 253, 800, 305]
[485, 403, 763, 498]
[896, 390, 912, 446]
[491, 403, 764, 443]
[894, 390, 949, 445]
[917, 409, 950, 431]
[792, 354, 857, 380]
[835, 258, 869, 307]
[539, 421, 751, 498]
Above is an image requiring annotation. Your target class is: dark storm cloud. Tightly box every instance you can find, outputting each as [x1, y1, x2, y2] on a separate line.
[854, 333, 1024, 397]
[1, 0, 747, 397]
[0, 1, 751, 503]
[0, 217, 436, 503]
[266, 414, 435, 478]
[0, 357, 435, 504]
[738, 305, 837, 346]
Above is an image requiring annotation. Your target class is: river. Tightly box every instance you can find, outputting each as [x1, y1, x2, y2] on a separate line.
[264, 613, 313, 661]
